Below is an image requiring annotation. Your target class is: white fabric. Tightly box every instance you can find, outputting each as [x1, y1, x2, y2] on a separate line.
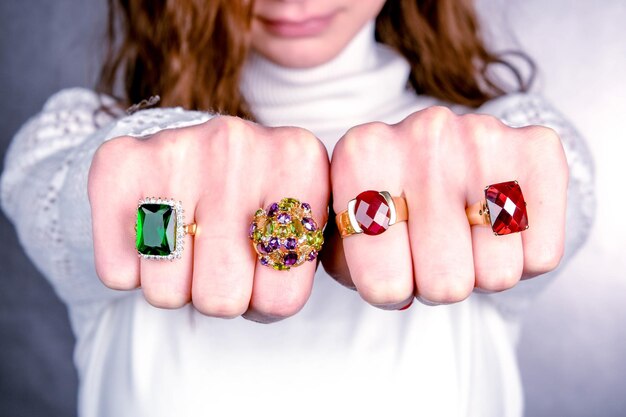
[0, 22, 594, 417]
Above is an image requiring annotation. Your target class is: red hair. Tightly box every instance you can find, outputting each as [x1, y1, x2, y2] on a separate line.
[98, 0, 533, 117]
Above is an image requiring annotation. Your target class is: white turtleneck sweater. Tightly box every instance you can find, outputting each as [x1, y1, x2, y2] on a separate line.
[0, 23, 594, 417]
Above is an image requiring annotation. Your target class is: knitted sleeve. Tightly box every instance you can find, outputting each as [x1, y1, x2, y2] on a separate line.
[0, 88, 212, 331]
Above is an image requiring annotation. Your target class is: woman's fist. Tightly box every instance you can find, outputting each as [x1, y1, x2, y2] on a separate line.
[325, 106, 568, 307]
[88, 116, 330, 323]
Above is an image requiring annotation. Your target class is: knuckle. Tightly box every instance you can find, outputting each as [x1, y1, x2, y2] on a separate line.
[278, 127, 327, 162]
[252, 289, 305, 319]
[459, 113, 504, 149]
[412, 105, 455, 123]
[521, 124, 560, 144]
[526, 244, 564, 274]
[98, 273, 137, 291]
[192, 273, 250, 319]
[417, 271, 473, 304]
[333, 122, 391, 171]
[209, 115, 249, 136]
[95, 260, 138, 290]
[91, 135, 137, 170]
[402, 106, 456, 150]
[409, 105, 454, 128]
[353, 121, 392, 140]
[338, 122, 390, 154]
[356, 274, 413, 307]
[143, 287, 188, 310]
[206, 115, 253, 153]
[461, 112, 503, 130]
[475, 264, 521, 292]
[521, 125, 568, 185]
[193, 292, 248, 319]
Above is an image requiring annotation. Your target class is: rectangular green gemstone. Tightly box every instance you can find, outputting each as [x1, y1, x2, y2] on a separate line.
[136, 204, 177, 256]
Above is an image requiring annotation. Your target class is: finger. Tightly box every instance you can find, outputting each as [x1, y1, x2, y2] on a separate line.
[331, 124, 414, 309]
[469, 185, 524, 291]
[407, 179, 475, 304]
[457, 114, 524, 291]
[519, 126, 568, 277]
[185, 117, 262, 318]
[244, 197, 325, 323]
[88, 137, 140, 290]
[342, 221, 414, 309]
[191, 195, 257, 318]
[245, 129, 330, 322]
[132, 128, 201, 309]
[138, 197, 194, 309]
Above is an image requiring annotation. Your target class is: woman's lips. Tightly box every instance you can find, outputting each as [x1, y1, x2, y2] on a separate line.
[256, 11, 338, 38]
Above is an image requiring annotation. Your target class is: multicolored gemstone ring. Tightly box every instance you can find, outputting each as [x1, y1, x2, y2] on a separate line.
[466, 180, 529, 235]
[135, 197, 196, 260]
[249, 197, 324, 271]
[336, 190, 408, 238]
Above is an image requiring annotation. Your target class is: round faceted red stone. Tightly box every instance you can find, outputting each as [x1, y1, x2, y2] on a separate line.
[354, 190, 391, 235]
[485, 181, 528, 235]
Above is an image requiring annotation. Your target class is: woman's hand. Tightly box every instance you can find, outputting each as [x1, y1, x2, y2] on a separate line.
[88, 116, 329, 323]
[322, 106, 568, 308]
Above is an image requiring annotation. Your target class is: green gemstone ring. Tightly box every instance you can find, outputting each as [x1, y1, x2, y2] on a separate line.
[135, 197, 195, 261]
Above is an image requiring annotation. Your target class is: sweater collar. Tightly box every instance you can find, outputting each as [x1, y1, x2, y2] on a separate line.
[240, 21, 415, 142]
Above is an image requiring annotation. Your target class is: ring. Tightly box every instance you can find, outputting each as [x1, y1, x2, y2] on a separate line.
[249, 197, 324, 271]
[336, 190, 408, 238]
[136, 197, 195, 260]
[466, 180, 529, 235]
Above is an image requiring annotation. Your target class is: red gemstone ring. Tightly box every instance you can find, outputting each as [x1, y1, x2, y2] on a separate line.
[336, 190, 408, 238]
[466, 181, 529, 235]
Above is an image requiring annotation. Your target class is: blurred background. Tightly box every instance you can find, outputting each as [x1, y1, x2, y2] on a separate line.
[1, 1, 624, 416]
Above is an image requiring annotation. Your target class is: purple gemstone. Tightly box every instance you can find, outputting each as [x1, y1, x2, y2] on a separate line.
[260, 257, 269, 266]
[301, 217, 317, 231]
[267, 202, 278, 217]
[284, 237, 297, 250]
[301, 202, 311, 211]
[277, 213, 292, 224]
[257, 243, 269, 254]
[248, 222, 256, 238]
[268, 237, 280, 251]
[283, 252, 298, 266]
[308, 250, 318, 262]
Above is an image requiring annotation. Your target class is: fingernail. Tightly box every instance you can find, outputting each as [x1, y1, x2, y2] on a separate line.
[398, 300, 413, 311]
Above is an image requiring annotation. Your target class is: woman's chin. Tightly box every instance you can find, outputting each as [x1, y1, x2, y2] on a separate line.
[250, 30, 354, 69]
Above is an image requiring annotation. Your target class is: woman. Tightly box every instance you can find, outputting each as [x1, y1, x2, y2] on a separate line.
[0, 0, 594, 416]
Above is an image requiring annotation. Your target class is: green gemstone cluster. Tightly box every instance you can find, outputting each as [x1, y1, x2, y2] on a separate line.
[136, 198, 185, 260]
[249, 197, 324, 271]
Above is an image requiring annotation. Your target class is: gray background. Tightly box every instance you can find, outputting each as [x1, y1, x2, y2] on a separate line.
[1, 1, 624, 416]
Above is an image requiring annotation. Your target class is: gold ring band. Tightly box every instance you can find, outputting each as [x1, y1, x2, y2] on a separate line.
[466, 201, 490, 226]
[184, 223, 197, 236]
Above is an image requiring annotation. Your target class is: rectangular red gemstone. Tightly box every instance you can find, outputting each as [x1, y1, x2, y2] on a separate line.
[485, 181, 528, 235]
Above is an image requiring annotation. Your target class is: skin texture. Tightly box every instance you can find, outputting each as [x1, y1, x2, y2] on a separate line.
[89, 0, 569, 319]
[324, 107, 568, 308]
[250, 0, 387, 68]
[89, 118, 330, 323]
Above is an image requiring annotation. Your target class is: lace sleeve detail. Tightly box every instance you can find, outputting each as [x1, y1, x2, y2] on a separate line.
[0, 88, 212, 330]
[474, 93, 596, 323]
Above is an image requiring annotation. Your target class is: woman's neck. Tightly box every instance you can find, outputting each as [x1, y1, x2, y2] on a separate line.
[240, 21, 423, 152]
